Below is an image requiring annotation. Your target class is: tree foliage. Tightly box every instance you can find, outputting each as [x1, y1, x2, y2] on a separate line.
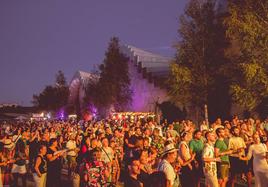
[85, 37, 132, 115]
[32, 70, 69, 111]
[168, 0, 229, 114]
[224, 0, 268, 111]
[55, 70, 67, 86]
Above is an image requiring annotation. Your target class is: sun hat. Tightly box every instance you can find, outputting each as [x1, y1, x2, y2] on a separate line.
[161, 143, 178, 157]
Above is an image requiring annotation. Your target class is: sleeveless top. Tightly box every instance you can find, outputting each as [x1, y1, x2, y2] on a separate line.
[35, 155, 47, 174]
[178, 141, 191, 161]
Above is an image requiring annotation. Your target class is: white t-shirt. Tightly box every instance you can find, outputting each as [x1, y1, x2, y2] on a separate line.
[203, 143, 217, 176]
[158, 159, 176, 186]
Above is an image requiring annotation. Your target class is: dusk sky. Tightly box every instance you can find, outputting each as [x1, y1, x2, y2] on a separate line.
[0, 0, 188, 106]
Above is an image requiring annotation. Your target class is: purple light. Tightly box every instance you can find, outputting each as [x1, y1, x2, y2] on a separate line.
[56, 108, 66, 120]
[87, 104, 98, 117]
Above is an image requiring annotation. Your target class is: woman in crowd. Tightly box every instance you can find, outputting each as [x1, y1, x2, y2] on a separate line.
[33, 144, 47, 187]
[178, 132, 193, 187]
[57, 135, 64, 150]
[12, 139, 28, 187]
[46, 138, 63, 187]
[240, 133, 268, 187]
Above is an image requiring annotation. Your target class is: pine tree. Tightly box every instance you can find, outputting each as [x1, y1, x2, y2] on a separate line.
[86, 37, 132, 116]
[55, 70, 67, 87]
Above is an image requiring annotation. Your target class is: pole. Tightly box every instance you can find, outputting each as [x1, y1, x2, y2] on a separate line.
[204, 104, 209, 127]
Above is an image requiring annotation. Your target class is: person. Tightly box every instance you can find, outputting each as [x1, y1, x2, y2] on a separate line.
[200, 121, 209, 132]
[137, 149, 152, 187]
[66, 133, 80, 178]
[215, 128, 232, 187]
[0, 142, 7, 187]
[228, 126, 247, 187]
[240, 133, 268, 187]
[46, 138, 64, 187]
[109, 139, 121, 185]
[202, 131, 221, 187]
[178, 132, 193, 187]
[29, 130, 40, 172]
[150, 128, 164, 155]
[189, 129, 204, 187]
[100, 137, 114, 185]
[213, 118, 224, 132]
[158, 143, 179, 187]
[101, 137, 114, 164]
[77, 135, 91, 165]
[83, 147, 110, 187]
[166, 124, 179, 140]
[125, 157, 143, 187]
[11, 138, 28, 187]
[33, 144, 47, 187]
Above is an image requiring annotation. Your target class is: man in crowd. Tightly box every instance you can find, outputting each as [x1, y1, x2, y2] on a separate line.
[228, 126, 247, 187]
[189, 129, 204, 187]
[158, 143, 179, 187]
[203, 131, 221, 187]
[215, 127, 233, 187]
[125, 157, 143, 187]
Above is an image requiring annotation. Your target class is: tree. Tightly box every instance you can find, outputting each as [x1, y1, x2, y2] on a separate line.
[55, 70, 67, 87]
[224, 0, 268, 113]
[32, 70, 69, 111]
[85, 37, 132, 116]
[168, 0, 230, 122]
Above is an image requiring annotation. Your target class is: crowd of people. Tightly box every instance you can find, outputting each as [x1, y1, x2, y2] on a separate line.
[0, 115, 268, 187]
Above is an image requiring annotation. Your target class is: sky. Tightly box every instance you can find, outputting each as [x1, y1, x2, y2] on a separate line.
[0, 0, 188, 106]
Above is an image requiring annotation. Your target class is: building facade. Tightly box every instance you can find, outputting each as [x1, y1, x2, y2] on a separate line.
[68, 45, 171, 116]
